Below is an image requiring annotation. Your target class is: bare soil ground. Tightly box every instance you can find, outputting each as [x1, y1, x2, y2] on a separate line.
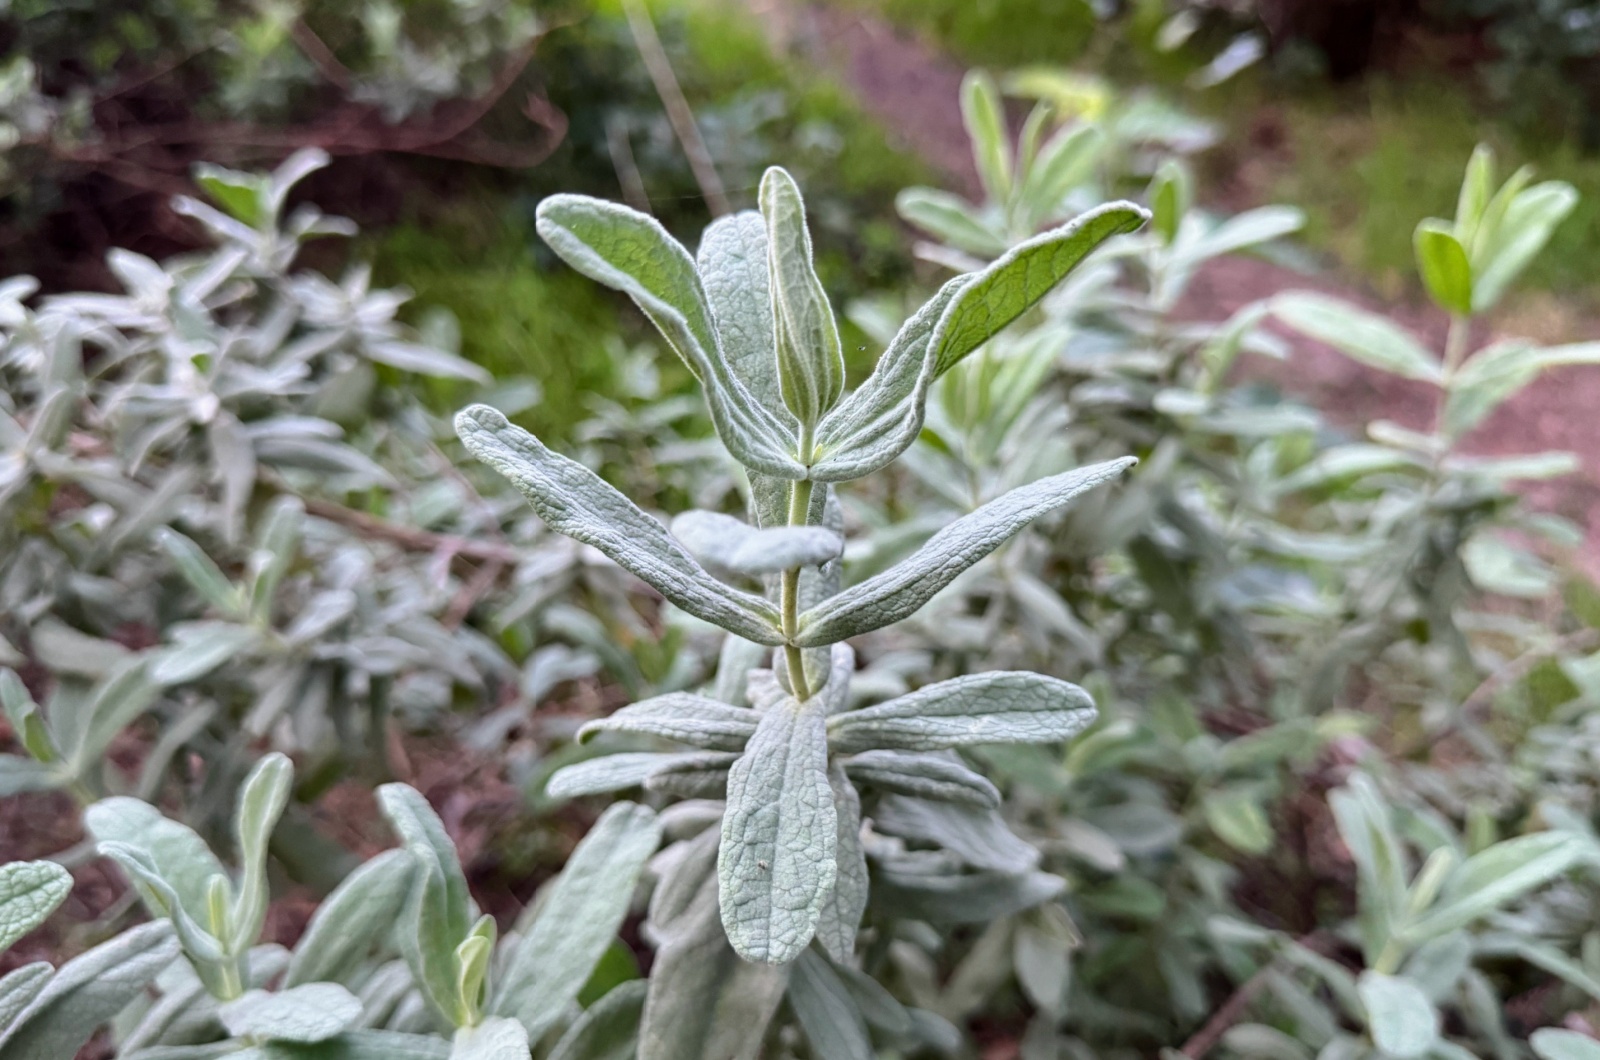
[761, 0, 1600, 577]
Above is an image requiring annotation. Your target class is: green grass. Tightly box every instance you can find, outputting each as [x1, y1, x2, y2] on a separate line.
[1212, 74, 1600, 306]
[368, 202, 624, 441]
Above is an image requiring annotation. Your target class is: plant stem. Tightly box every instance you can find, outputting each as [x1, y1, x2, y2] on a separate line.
[780, 477, 815, 700]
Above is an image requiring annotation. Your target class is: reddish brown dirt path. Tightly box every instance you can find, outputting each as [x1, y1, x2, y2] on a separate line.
[758, 0, 1600, 577]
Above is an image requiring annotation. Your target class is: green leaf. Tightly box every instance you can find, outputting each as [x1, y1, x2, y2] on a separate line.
[456, 407, 784, 644]
[842, 749, 1001, 807]
[1271, 293, 1442, 383]
[378, 784, 473, 1022]
[85, 797, 227, 925]
[788, 949, 874, 1060]
[1150, 161, 1192, 244]
[284, 849, 414, 988]
[1454, 145, 1494, 240]
[546, 750, 738, 800]
[152, 621, 260, 685]
[1532, 1029, 1600, 1060]
[797, 458, 1134, 644]
[810, 204, 1145, 482]
[448, 1016, 527, 1060]
[873, 866, 1064, 925]
[719, 695, 836, 964]
[697, 211, 787, 424]
[1201, 787, 1275, 855]
[761, 167, 845, 433]
[492, 802, 660, 1040]
[815, 763, 868, 963]
[1024, 124, 1103, 226]
[0, 861, 70, 954]
[1413, 220, 1473, 316]
[534, 194, 801, 476]
[220, 983, 363, 1043]
[230, 753, 292, 952]
[895, 187, 1008, 256]
[827, 671, 1097, 753]
[1404, 831, 1587, 942]
[1472, 180, 1577, 311]
[961, 70, 1013, 205]
[0, 920, 179, 1059]
[194, 164, 264, 227]
[549, 979, 646, 1060]
[1445, 340, 1600, 437]
[1356, 971, 1438, 1059]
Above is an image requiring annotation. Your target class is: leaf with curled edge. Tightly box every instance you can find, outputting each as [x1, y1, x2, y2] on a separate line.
[762, 167, 844, 431]
[719, 695, 836, 964]
[815, 762, 868, 964]
[810, 204, 1147, 482]
[456, 407, 783, 646]
[535, 195, 801, 477]
[797, 458, 1135, 645]
[670, 510, 842, 577]
[698, 211, 790, 428]
[579, 693, 759, 752]
[546, 751, 740, 800]
[842, 750, 1001, 808]
[827, 671, 1097, 754]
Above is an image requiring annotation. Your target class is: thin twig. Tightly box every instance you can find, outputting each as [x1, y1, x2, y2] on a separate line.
[1180, 932, 1335, 1059]
[621, 0, 731, 216]
[606, 113, 652, 213]
[1457, 628, 1600, 721]
[300, 496, 525, 566]
[290, 19, 354, 91]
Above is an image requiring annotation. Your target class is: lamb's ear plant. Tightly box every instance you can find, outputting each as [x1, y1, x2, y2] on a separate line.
[455, 165, 1144, 1050]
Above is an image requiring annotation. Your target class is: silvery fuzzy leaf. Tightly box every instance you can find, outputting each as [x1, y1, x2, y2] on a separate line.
[548, 978, 646, 1060]
[670, 510, 843, 577]
[378, 784, 473, 1021]
[646, 826, 721, 945]
[718, 694, 837, 964]
[827, 671, 1098, 753]
[547, 751, 740, 800]
[491, 802, 660, 1042]
[713, 636, 770, 707]
[795, 458, 1135, 645]
[810, 205, 1147, 482]
[362, 339, 488, 384]
[448, 1016, 528, 1060]
[0, 920, 178, 1059]
[815, 762, 868, 964]
[645, 761, 733, 800]
[874, 796, 1039, 873]
[842, 750, 1001, 808]
[0, 758, 58, 798]
[151, 621, 260, 686]
[820, 641, 856, 716]
[697, 212, 789, 428]
[0, 861, 70, 955]
[456, 407, 783, 646]
[534, 195, 801, 477]
[761, 167, 844, 431]
[872, 865, 1065, 925]
[230, 753, 292, 952]
[285, 849, 414, 988]
[97, 843, 226, 970]
[788, 949, 874, 1060]
[578, 693, 758, 752]
[227, 1029, 452, 1059]
[1357, 971, 1439, 1059]
[0, 964, 51, 1034]
[639, 851, 788, 1060]
[84, 797, 227, 924]
[220, 983, 363, 1043]
[832, 962, 914, 1039]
